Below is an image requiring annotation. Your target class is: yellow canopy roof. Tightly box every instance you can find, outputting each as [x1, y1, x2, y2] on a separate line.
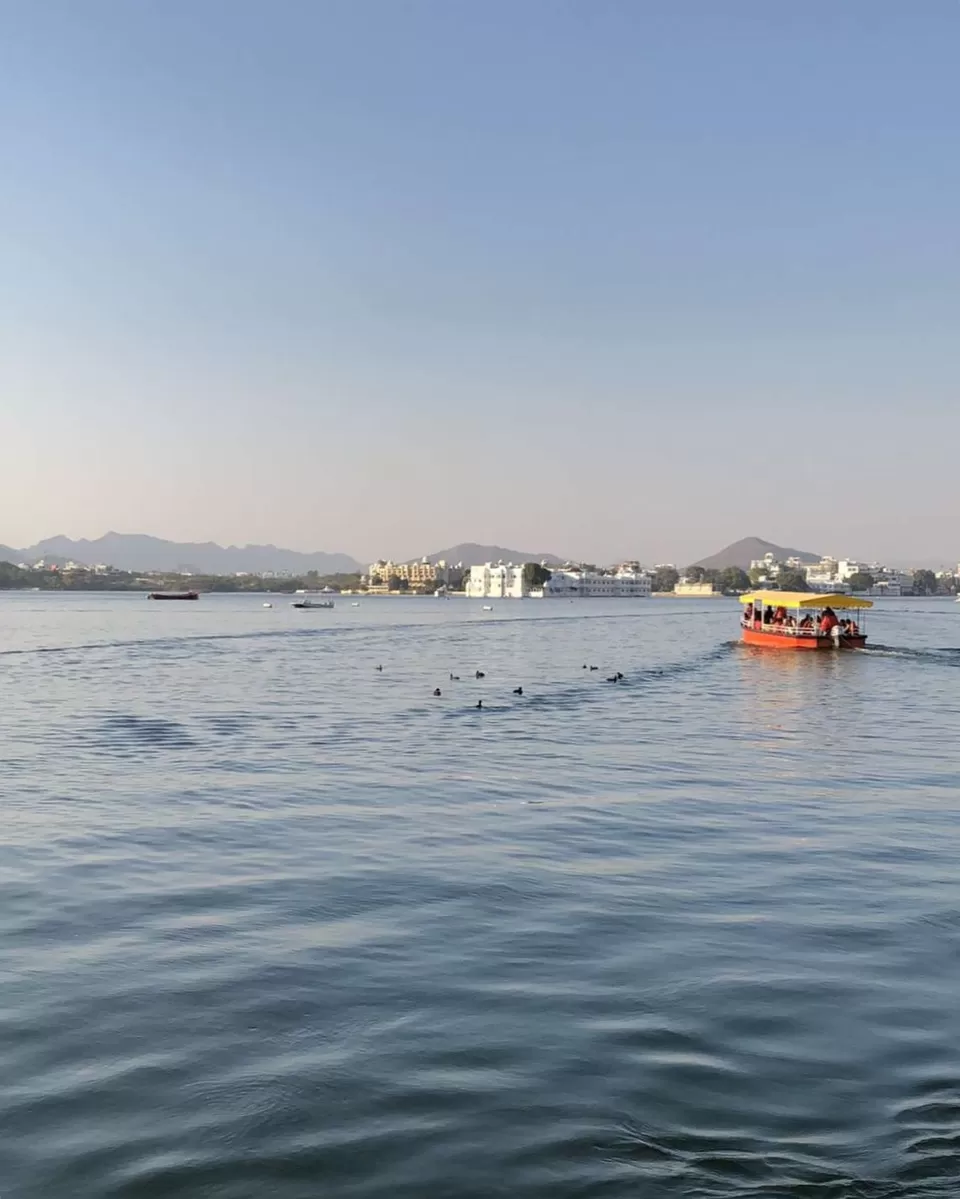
[740, 591, 873, 610]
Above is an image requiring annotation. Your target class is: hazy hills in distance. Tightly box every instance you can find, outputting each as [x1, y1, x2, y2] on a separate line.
[3, 533, 361, 576]
[693, 537, 820, 572]
[420, 543, 565, 568]
[1, 532, 828, 576]
[1, 534, 566, 575]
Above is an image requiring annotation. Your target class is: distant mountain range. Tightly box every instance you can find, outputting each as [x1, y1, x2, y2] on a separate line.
[0, 533, 567, 575]
[1, 531, 825, 576]
[693, 537, 820, 572]
[2, 533, 361, 576]
[419, 543, 565, 568]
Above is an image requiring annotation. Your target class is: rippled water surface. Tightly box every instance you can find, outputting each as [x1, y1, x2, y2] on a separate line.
[3, 593, 960, 1198]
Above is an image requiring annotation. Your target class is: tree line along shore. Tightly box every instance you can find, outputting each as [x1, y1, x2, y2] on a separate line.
[0, 562, 365, 594]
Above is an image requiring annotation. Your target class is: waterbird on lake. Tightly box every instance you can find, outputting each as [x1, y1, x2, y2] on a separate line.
[376, 665, 383, 672]
[476, 700, 483, 709]
[475, 671, 485, 679]
[589, 665, 599, 671]
[616, 672, 624, 681]
[449, 673, 460, 681]
[513, 687, 523, 696]
[433, 688, 442, 697]
[606, 676, 619, 683]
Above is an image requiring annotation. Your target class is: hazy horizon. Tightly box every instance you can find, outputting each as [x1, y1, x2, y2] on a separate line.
[3, 3, 958, 565]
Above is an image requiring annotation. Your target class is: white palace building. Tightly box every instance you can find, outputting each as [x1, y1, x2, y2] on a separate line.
[466, 563, 652, 599]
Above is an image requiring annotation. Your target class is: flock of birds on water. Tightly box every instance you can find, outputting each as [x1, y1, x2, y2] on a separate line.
[373, 662, 626, 708]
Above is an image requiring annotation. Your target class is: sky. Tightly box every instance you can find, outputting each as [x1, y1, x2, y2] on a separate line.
[2, 2, 958, 567]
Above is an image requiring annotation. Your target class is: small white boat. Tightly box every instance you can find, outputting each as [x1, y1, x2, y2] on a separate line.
[351, 601, 360, 606]
[482, 605, 493, 611]
[263, 602, 273, 608]
[291, 599, 335, 610]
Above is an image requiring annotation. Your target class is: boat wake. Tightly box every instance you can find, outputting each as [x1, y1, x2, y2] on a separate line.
[864, 644, 960, 666]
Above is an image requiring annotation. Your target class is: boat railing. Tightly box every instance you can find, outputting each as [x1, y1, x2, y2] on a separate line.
[740, 620, 818, 637]
[741, 620, 861, 639]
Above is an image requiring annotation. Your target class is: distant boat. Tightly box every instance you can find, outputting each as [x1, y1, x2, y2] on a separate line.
[291, 599, 334, 610]
[148, 591, 199, 601]
[263, 602, 273, 608]
[481, 605, 493, 611]
[351, 601, 360, 606]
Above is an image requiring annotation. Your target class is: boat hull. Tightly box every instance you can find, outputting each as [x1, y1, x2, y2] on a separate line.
[148, 592, 199, 600]
[741, 627, 866, 651]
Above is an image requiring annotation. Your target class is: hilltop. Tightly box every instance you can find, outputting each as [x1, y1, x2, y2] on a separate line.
[693, 537, 820, 572]
[419, 543, 564, 567]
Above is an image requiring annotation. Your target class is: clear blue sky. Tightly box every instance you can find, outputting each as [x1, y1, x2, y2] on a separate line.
[2, 2, 958, 565]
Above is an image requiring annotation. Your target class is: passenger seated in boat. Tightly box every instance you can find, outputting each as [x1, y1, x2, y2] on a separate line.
[743, 603, 754, 625]
[798, 614, 814, 631]
[848, 619, 859, 636]
[773, 606, 787, 625]
[763, 605, 775, 624]
[785, 615, 797, 629]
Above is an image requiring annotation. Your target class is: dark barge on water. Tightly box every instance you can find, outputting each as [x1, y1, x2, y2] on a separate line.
[148, 591, 199, 600]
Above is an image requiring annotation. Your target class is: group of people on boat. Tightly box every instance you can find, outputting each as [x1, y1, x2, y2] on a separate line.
[742, 603, 859, 638]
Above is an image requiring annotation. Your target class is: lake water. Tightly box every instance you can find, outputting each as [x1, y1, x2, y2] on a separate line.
[2, 593, 960, 1198]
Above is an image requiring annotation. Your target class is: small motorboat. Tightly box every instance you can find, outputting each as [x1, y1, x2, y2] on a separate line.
[148, 591, 199, 600]
[481, 605, 493, 611]
[291, 599, 334, 610]
[263, 602, 273, 608]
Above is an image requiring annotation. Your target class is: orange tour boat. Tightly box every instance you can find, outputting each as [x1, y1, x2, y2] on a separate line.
[739, 591, 872, 650]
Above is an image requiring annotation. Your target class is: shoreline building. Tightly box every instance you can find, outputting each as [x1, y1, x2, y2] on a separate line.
[540, 566, 652, 598]
[804, 556, 911, 596]
[466, 563, 653, 599]
[466, 563, 528, 598]
[674, 580, 717, 597]
[366, 558, 450, 593]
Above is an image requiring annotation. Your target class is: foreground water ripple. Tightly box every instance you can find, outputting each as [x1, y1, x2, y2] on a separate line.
[2, 593, 960, 1197]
